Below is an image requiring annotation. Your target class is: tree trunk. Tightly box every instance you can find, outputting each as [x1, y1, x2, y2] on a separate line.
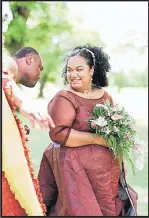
[38, 74, 48, 98]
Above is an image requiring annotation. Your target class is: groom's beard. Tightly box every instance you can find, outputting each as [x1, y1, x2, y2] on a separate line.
[20, 73, 39, 87]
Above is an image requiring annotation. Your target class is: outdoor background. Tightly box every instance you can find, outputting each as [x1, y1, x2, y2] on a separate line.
[2, 1, 148, 216]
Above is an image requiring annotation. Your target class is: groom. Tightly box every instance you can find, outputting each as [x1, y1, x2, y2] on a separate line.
[3, 46, 55, 128]
[2, 46, 55, 216]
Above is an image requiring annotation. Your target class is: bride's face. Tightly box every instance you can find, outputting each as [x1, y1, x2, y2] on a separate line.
[67, 55, 93, 92]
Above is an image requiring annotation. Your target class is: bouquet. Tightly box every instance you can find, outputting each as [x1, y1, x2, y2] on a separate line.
[87, 99, 146, 174]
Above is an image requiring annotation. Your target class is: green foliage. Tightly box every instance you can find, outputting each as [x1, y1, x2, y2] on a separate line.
[4, 1, 105, 97]
[132, 70, 148, 87]
[7, 16, 26, 42]
[87, 101, 138, 174]
[9, 1, 38, 22]
[109, 69, 148, 92]
[108, 71, 130, 92]
[110, 33, 148, 90]
[4, 1, 73, 97]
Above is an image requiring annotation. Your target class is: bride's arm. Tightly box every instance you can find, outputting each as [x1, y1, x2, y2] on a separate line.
[64, 129, 107, 147]
[48, 93, 108, 147]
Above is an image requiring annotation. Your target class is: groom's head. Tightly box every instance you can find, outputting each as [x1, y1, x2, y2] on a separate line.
[13, 47, 43, 87]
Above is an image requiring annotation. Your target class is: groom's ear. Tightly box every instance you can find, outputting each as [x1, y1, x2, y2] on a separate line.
[26, 55, 33, 65]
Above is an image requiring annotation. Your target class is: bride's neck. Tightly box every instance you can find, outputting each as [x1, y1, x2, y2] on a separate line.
[68, 86, 94, 94]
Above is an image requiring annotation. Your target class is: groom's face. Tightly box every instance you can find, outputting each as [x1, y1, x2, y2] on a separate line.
[20, 55, 43, 87]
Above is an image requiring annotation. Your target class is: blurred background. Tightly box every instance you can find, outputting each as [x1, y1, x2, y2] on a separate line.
[2, 1, 148, 215]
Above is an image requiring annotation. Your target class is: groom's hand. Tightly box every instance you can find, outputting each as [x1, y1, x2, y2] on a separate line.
[29, 112, 55, 129]
[19, 101, 55, 129]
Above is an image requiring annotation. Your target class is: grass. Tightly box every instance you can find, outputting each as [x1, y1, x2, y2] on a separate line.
[17, 113, 148, 216]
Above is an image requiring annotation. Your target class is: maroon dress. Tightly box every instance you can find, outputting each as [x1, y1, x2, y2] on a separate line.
[38, 89, 137, 216]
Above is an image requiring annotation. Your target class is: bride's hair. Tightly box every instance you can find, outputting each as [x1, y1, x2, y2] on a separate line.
[62, 44, 111, 88]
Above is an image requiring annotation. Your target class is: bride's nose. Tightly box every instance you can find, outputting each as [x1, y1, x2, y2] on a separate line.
[70, 71, 80, 78]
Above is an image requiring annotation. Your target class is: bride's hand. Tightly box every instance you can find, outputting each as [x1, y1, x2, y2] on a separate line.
[94, 135, 108, 147]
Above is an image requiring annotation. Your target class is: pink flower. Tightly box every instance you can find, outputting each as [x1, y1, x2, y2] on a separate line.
[111, 114, 122, 121]
[124, 133, 130, 139]
[112, 103, 119, 111]
[113, 102, 118, 107]
[91, 120, 96, 128]
[112, 107, 118, 112]
[133, 144, 141, 151]
[130, 125, 136, 131]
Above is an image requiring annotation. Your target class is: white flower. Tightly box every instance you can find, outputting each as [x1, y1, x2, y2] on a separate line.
[113, 126, 119, 132]
[96, 104, 108, 110]
[105, 128, 111, 134]
[94, 116, 108, 127]
[112, 102, 123, 112]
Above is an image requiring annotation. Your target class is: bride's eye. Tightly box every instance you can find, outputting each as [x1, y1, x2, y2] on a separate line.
[77, 68, 83, 72]
[67, 69, 72, 73]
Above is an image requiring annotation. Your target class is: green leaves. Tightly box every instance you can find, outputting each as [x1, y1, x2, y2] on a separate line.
[5, 1, 73, 96]
[87, 102, 138, 174]
[105, 98, 111, 108]
[7, 16, 26, 42]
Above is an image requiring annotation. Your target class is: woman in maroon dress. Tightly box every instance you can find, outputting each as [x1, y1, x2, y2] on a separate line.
[38, 45, 137, 216]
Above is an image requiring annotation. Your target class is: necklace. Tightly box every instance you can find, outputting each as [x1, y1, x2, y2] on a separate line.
[83, 87, 94, 96]
[67, 86, 100, 99]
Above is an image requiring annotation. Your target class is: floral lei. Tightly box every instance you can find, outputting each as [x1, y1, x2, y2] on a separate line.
[2, 72, 46, 215]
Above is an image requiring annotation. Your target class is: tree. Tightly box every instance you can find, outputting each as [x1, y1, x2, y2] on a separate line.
[110, 30, 148, 90]
[4, 1, 105, 97]
[4, 1, 72, 97]
[5, 2, 37, 54]
[108, 71, 130, 92]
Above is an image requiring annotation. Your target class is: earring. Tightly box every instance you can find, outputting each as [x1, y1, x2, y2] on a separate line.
[91, 73, 93, 81]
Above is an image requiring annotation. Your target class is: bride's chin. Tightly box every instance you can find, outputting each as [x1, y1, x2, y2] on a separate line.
[71, 84, 81, 89]
[71, 84, 80, 88]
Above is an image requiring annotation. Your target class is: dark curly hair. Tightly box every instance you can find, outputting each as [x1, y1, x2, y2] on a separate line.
[62, 44, 111, 87]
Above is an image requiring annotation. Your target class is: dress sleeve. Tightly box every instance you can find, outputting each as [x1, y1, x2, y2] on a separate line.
[38, 153, 58, 215]
[104, 90, 114, 106]
[48, 92, 76, 146]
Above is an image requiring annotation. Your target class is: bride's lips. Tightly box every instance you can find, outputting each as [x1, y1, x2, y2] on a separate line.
[71, 79, 81, 83]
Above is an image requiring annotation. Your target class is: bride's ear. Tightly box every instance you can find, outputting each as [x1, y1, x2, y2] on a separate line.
[90, 67, 94, 76]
